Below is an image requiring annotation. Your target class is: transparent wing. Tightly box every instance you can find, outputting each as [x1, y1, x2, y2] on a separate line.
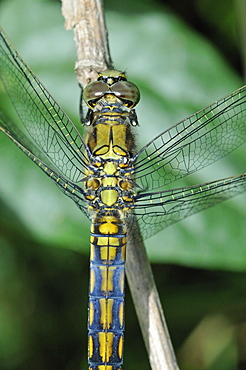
[131, 173, 246, 240]
[0, 110, 90, 218]
[133, 86, 246, 190]
[0, 27, 88, 183]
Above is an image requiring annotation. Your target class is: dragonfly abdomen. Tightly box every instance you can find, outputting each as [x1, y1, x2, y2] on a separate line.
[88, 214, 126, 370]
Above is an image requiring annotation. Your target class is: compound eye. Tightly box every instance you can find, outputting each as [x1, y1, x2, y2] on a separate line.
[111, 81, 140, 108]
[83, 81, 109, 107]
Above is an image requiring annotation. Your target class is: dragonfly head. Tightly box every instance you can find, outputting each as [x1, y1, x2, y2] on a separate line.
[83, 69, 140, 109]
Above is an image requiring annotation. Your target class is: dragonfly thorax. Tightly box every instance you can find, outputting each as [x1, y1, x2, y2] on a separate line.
[84, 157, 135, 213]
[82, 72, 139, 220]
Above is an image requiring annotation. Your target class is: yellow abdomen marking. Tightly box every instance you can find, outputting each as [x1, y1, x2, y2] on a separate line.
[99, 219, 119, 234]
[88, 335, 94, 358]
[100, 266, 115, 292]
[119, 301, 124, 327]
[100, 246, 117, 261]
[89, 300, 95, 326]
[100, 298, 113, 329]
[118, 335, 123, 360]
[98, 332, 114, 362]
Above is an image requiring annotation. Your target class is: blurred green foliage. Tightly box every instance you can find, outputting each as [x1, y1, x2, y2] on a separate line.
[0, 0, 245, 369]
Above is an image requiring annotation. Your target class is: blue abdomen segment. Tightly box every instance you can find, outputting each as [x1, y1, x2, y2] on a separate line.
[88, 215, 126, 370]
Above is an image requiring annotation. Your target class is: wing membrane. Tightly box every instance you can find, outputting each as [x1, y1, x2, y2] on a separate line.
[0, 27, 87, 183]
[0, 110, 89, 217]
[133, 173, 246, 240]
[134, 86, 246, 190]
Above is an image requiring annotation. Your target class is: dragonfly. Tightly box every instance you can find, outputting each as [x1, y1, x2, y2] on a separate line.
[0, 27, 246, 370]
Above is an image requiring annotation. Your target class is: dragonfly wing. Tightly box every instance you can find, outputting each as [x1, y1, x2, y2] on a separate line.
[0, 110, 90, 218]
[0, 27, 88, 183]
[133, 173, 246, 240]
[0, 109, 57, 168]
[134, 86, 246, 191]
